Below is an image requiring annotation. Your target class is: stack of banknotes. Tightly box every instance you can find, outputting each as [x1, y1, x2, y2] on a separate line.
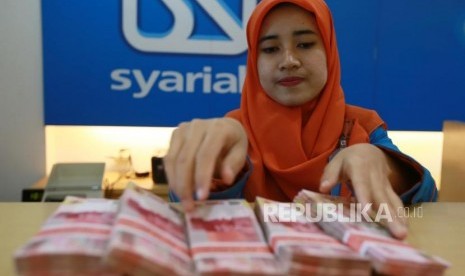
[185, 199, 285, 276]
[104, 186, 193, 276]
[294, 189, 450, 276]
[255, 196, 371, 276]
[16, 186, 284, 275]
[14, 186, 450, 275]
[14, 196, 119, 275]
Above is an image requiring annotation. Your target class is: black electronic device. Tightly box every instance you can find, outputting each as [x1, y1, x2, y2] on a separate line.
[22, 188, 44, 202]
[151, 157, 167, 184]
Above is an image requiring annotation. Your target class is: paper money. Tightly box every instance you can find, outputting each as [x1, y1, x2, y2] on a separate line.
[14, 196, 119, 275]
[255, 196, 371, 276]
[294, 189, 450, 276]
[104, 185, 193, 276]
[185, 199, 285, 275]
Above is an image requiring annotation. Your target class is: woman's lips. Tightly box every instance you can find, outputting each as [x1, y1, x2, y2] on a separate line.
[278, 76, 304, 87]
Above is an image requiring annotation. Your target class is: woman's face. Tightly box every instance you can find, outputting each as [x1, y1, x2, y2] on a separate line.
[257, 4, 327, 106]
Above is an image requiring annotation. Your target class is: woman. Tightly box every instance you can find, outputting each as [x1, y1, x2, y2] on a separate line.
[164, 0, 437, 239]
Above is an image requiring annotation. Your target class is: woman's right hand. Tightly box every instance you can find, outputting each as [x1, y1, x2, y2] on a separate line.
[163, 118, 248, 211]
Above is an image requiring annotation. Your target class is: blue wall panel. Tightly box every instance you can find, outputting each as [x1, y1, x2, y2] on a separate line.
[43, 0, 248, 126]
[326, 0, 378, 110]
[375, 0, 465, 130]
[42, 0, 465, 130]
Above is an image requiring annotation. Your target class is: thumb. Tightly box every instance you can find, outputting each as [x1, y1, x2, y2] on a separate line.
[220, 142, 248, 184]
[320, 159, 343, 193]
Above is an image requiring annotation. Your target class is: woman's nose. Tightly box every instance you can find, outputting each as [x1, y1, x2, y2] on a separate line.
[279, 49, 301, 70]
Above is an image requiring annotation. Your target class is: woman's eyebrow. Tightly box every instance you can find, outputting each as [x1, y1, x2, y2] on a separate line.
[259, 34, 278, 44]
[293, 29, 317, 36]
[259, 29, 317, 44]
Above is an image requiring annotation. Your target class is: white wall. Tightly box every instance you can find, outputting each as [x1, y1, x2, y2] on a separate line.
[0, 0, 45, 201]
[45, 126, 175, 175]
[45, 127, 444, 191]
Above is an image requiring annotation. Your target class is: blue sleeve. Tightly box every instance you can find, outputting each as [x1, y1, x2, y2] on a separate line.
[169, 158, 252, 202]
[369, 127, 438, 204]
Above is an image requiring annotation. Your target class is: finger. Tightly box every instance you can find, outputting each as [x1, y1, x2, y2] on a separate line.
[219, 118, 248, 184]
[163, 124, 185, 207]
[164, 125, 195, 210]
[368, 171, 392, 209]
[164, 126, 185, 193]
[320, 156, 344, 193]
[365, 169, 392, 216]
[370, 186, 392, 223]
[369, 172, 407, 239]
[387, 189, 408, 226]
[219, 137, 248, 184]
[194, 121, 230, 200]
[174, 144, 195, 211]
[194, 119, 248, 199]
[174, 120, 207, 210]
[384, 188, 408, 239]
[347, 170, 373, 209]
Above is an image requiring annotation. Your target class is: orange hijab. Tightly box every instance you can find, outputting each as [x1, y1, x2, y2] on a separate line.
[227, 0, 384, 202]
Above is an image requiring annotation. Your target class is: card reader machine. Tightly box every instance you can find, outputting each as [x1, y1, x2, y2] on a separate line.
[42, 162, 105, 202]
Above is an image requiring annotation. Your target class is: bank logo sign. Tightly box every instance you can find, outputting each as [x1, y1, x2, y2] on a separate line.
[42, 0, 258, 126]
[43, 0, 463, 129]
[123, 0, 257, 55]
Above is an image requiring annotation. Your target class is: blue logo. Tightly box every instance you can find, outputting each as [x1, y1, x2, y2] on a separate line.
[122, 0, 258, 55]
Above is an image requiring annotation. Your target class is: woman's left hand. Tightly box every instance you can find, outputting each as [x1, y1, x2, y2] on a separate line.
[319, 143, 408, 239]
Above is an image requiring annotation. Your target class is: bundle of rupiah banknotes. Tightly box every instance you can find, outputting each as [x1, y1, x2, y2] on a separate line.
[14, 185, 449, 275]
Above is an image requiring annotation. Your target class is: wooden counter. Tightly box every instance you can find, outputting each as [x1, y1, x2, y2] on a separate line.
[1, 202, 464, 275]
